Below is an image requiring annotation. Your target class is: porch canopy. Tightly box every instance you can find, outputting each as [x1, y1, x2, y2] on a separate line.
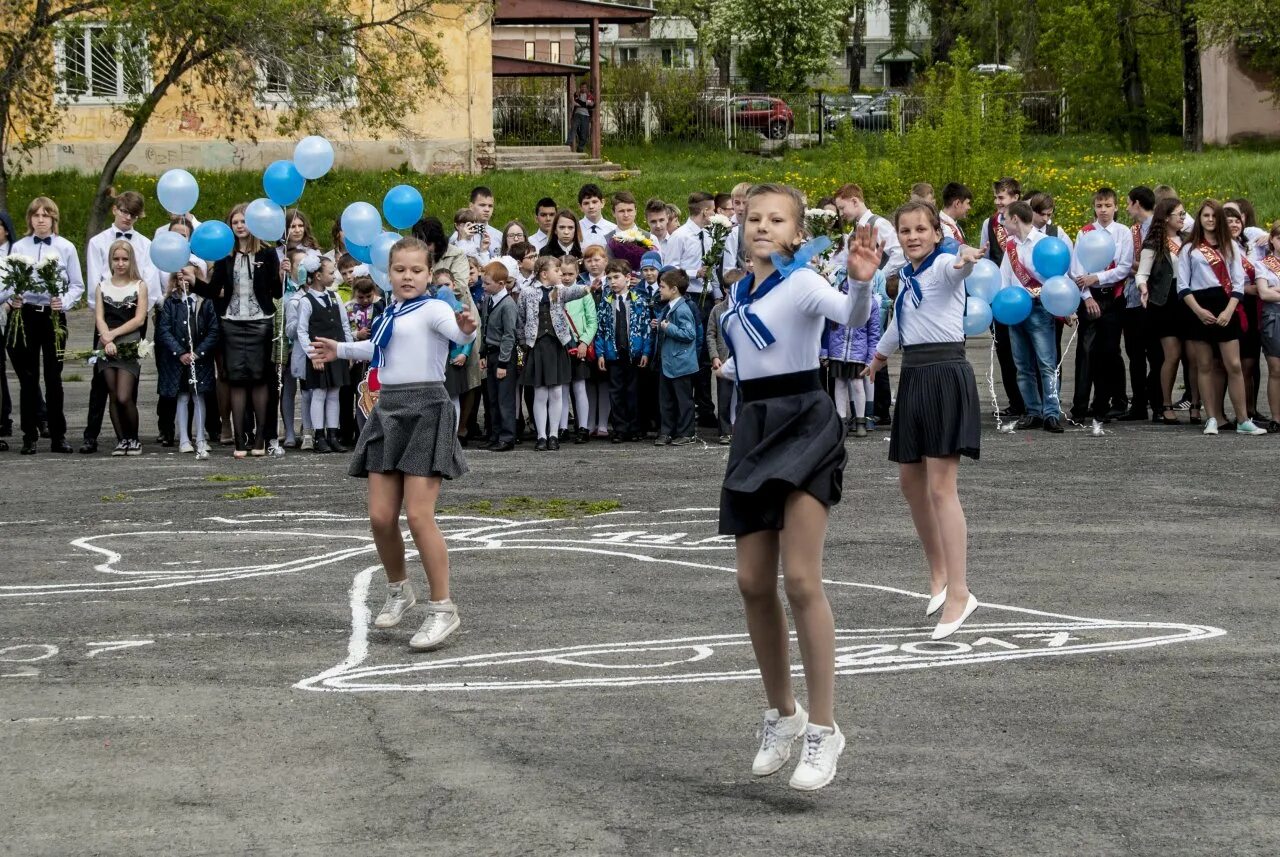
[493, 0, 655, 158]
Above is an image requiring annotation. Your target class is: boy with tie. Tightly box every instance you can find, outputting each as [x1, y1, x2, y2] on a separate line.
[668, 191, 719, 427]
[939, 182, 973, 246]
[978, 177, 1027, 419]
[1120, 186, 1156, 421]
[578, 184, 616, 248]
[1071, 187, 1134, 422]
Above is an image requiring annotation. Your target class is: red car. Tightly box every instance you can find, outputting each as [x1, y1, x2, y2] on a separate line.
[714, 95, 794, 140]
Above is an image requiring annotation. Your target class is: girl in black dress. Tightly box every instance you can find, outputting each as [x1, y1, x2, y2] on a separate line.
[1135, 197, 1186, 424]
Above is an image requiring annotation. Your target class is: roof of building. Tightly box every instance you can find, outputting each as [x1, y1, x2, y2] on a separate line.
[493, 55, 589, 77]
[494, 0, 655, 25]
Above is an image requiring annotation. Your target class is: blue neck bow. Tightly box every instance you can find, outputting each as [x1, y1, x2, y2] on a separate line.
[893, 246, 946, 348]
[368, 294, 431, 369]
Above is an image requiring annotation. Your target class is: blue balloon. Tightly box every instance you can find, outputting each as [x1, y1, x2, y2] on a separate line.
[382, 185, 424, 231]
[341, 202, 381, 247]
[347, 241, 373, 265]
[370, 265, 391, 292]
[156, 169, 199, 215]
[371, 231, 402, 272]
[244, 198, 285, 243]
[1032, 235, 1071, 279]
[1076, 229, 1116, 274]
[1040, 274, 1082, 317]
[963, 297, 993, 336]
[293, 136, 335, 180]
[189, 220, 235, 262]
[965, 258, 1001, 303]
[263, 160, 305, 207]
[991, 284, 1033, 325]
[150, 231, 191, 273]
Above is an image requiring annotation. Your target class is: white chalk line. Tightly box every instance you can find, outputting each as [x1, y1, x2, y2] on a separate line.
[4, 714, 203, 726]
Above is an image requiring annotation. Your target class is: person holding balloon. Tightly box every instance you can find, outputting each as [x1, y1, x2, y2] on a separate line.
[1176, 200, 1267, 437]
[998, 202, 1071, 433]
[1071, 188, 1133, 423]
[864, 201, 984, 642]
[150, 215, 208, 448]
[196, 203, 283, 458]
[1134, 197, 1187, 425]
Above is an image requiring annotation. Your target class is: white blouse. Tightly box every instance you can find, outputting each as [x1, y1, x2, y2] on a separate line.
[719, 267, 871, 382]
[226, 253, 268, 321]
[1176, 244, 1246, 297]
[876, 251, 973, 356]
[336, 298, 475, 384]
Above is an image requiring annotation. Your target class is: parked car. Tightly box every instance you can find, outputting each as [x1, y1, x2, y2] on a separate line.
[711, 95, 794, 140]
[850, 90, 905, 132]
[971, 64, 1018, 77]
[823, 94, 875, 130]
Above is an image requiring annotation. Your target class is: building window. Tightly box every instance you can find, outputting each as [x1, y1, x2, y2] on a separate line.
[661, 47, 673, 67]
[258, 32, 355, 107]
[57, 23, 149, 102]
[525, 41, 536, 60]
[549, 41, 560, 64]
[619, 47, 639, 65]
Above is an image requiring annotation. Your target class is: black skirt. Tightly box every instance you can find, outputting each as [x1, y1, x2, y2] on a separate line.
[1180, 288, 1241, 343]
[222, 317, 274, 384]
[827, 359, 866, 380]
[304, 356, 351, 389]
[889, 342, 981, 464]
[521, 333, 571, 387]
[1147, 295, 1183, 340]
[719, 370, 846, 536]
[348, 382, 467, 479]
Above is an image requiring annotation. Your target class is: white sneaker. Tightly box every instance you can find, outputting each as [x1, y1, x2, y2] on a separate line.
[373, 582, 416, 629]
[789, 724, 846, 791]
[179, 441, 195, 454]
[1237, 420, 1268, 436]
[752, 703, 809, 776]
[1203, 418, 1219, 436]
[268, 439, 286, 457]
[409, 600, 460, 650]
[301, 433, 314, 451]
[195, 444, 209, 461]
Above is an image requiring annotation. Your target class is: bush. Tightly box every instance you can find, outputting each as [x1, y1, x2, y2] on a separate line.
[602, 63, 717, 143]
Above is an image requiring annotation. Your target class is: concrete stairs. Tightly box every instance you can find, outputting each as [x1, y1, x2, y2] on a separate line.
[494, 145, 627, 176]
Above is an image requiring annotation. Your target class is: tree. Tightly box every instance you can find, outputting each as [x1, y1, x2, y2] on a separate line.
[1117, 0, 1151, 153]
[1, 0, 449, 239]
[656, 0, 730, 87]
[707, 0, 848, 92]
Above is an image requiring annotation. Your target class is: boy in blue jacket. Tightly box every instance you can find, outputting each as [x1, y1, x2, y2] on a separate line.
[652, 267, 698, 445]
[595, 259, 652, 442]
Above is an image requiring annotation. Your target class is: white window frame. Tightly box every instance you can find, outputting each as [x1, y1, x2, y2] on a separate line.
[549, 41, 561, 64]
[256, 33, 357, 109]
[524, 41, 536, 60]
[54, 22, 151, 105]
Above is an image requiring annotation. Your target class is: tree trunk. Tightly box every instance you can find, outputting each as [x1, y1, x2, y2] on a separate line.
[848, 1, 864, 91]
[1179, 1, 1203, 151]
[716, 47, 731, 88]
[1117, 0, 1151, 153]
[930, 0, 960, 64]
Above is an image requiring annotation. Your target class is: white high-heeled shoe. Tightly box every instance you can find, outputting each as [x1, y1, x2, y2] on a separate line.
[931, 593, 978, 640]
[925, 586, 948, 617]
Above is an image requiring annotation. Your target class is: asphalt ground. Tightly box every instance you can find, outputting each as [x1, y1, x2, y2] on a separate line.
[1, 322, 1278, 856]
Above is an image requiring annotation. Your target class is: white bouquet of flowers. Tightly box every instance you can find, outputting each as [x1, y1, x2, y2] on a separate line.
[1, 253, 38, 346]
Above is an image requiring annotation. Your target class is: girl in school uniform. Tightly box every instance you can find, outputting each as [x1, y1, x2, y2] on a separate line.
[499, 220, 528, 258]
[517, 255, 588, 450]
[277, 210, 323, 452]
[95, 240, 150, 456]
[309, 237, 478, 651]
[1177, 200, 1267, 436]
[569, 247, 604, 441]
[196, 203, 282, 458]
[715, 183, 874, 792]
[156, 264, 220, 459]
[824, 268, 884, 438]
[1223, 203, 1266, 424]
[1134, 197, 1186, 424]
[1254, 223, 1280, 434]
[538, 210, 584, 260]
[863, 201, 985, 640]
[296, 255, 352, 453]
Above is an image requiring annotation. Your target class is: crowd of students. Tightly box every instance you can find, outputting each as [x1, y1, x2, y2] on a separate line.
[1, 175, 1277, 456]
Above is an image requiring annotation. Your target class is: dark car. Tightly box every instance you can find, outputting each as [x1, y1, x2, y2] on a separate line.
[823, 94, 874, 130]
[713, 95, 794, 140]
[851, 90, 905, 132]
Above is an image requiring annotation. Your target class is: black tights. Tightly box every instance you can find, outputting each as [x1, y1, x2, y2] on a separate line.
[230, 383, 270, 451]
[101, 367, 138, 442]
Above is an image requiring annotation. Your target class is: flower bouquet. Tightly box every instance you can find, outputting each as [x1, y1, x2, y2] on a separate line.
[62, 338, 154, 365]
[35, 255, 68, 351]
[0, 254, 38, 346]
[804, 209, 845, 277]
[607, 227, 657, 270]
[700, 214, 735, 306]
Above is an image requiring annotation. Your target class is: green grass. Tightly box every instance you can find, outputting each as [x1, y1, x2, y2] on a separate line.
[62, 373, 83, 383]
[205, 473, 261, 483]
[8, 134, 1279, 244]
[100, 492, 130, 502]
[221, 485, 274, 500]
[441, 496, 622, 519]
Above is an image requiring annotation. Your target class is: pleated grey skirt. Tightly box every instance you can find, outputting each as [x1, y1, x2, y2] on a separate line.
[719, 370, 846, 536]
[348, 381, 468, 479]
[889, 342, 981, 464]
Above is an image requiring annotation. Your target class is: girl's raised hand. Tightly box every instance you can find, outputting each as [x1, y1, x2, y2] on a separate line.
[955, 244, 985, 268]
[845, 225, 885, 282]
[308, 337, 339, 364]
[456, 309, 478, 335]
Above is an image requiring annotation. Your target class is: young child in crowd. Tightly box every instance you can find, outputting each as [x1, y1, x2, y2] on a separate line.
[706, 269, 740, 445]
[344, 277, 383, 435]
[480, 261, 519, 451]
[518, 256, 588, 450]
[157, 264, 221, 459]
[824, 268, 883, 438]
[652, 268, 698, 446]
[571, 246, 606, 440]
[594, 259, 651, 442]
[296, 255, 351, 453]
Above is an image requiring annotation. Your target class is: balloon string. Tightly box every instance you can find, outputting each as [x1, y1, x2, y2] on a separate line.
[987, 331, 1008, 432]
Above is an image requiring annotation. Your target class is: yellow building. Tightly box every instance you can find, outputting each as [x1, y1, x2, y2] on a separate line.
[25, 4, 496, 175]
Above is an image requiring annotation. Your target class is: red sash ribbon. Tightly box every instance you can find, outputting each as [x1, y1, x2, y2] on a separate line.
[1198, 242, 1248, 333]
[1006, 240, 1043, 297]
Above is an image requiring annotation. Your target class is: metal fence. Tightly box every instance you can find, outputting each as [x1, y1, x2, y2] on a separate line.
[493, 89, 1068, 147]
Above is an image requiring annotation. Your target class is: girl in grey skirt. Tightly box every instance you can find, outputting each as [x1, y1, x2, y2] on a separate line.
[864, 201, 984, 643]
[310, 237, 478, 652]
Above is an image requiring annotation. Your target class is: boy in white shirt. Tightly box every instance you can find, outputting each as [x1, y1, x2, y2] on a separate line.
[1071, 186, 1134, 421]
[528, 197, 557, 251]
[645, 198, 672, 257]
[578, 183, 615, 248]
[454, 185, 502, 249]
[939, 182, 973, 245]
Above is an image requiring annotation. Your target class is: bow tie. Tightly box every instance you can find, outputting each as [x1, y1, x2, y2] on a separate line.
[116, 231, 133, 240]
[34, 236, 52, 245]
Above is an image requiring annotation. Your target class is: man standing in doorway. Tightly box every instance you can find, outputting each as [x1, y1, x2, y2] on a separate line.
[570, 82, 594, 153]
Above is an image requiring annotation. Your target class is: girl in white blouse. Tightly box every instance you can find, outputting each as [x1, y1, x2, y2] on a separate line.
[310, 237, 478, 652]
[717, 183, 873, 792]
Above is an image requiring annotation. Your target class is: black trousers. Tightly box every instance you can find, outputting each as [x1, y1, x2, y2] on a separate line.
[658, 372, 694, 439]
[484, 349, 517, 445]
[993, 321, 1026, 414]
[1071, 310, 1093, 415]
[607, 357, 640, 437]
[0, 336, 12, 429]
[1084, 292, 1125, 417]
[6, 307, 67, 443]
[83, 331, 112, 442]
[716, 375, 736, 436]
[689, 294, 716, 425]
[873, 365, 892, 422]
[1122, 306, 1162, 413]
[639, 363, 660, 432]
